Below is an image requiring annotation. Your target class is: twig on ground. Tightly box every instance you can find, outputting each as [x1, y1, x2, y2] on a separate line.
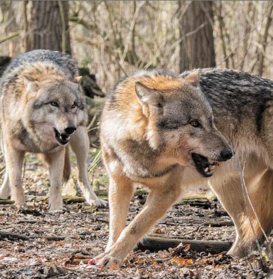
[88, 150, 102, 173]
[87, 113, 98, 132]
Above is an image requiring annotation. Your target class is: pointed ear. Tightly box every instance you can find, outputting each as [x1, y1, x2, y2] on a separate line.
[135, 82, 163, 107]
[23, 77, 39, 95]
[74, 76, 83, 83]
[184, 71, 200, 88]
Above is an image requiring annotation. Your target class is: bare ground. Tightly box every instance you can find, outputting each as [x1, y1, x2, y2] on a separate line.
[0, 149, 272, 279]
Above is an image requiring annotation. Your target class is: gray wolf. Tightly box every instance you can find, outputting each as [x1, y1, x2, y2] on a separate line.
[78, 67, 105, 99]
[96, 69, 233, 267]
[0, 49, 107, 211]
[179, 68, 273, 258]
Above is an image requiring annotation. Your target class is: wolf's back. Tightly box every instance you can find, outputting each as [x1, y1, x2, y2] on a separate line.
[2, 50, 78, 80]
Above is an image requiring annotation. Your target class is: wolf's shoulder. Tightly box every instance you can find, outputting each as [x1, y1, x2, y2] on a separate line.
[3, 50, 78, 79]
[181, 68, 273, 89]
[110, 69, 179, 95]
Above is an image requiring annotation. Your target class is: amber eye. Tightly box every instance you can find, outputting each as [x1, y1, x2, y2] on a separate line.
[190, 120, 201, 128]
[50, 102, 59, 107]
[71, 102, 77, 109]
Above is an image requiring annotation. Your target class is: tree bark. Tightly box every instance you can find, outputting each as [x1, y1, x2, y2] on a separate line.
[179, 1, 216, 72]
[26, 1, 71, 54]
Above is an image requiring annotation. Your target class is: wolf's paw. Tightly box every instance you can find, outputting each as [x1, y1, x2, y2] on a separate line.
[96, 255, 122, 269]
[14, 198, 26, 209]
[15, 204, 26, 211]
[48, 203, 64, 213]
[227, 244, 248, 258]
[88, 199, 108, 208]
[49, 196, 63, 212]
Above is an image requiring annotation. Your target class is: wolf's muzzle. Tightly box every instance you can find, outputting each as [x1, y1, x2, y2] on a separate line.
[220, 148, 233, 161]
[192, 148, 234, 178]
[54, 127, 76, 145]
[64, 125, 76, 135]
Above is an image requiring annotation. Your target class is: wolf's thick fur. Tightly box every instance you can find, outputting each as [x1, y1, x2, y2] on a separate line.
[98, 69, 233, 267]
[179, 68, 273, 257]
[0, 50, 106, 211]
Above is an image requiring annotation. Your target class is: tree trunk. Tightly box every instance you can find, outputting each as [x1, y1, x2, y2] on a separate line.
[26, 1, 71, 54]
[0, 2, 21, 56]
[179, 1, 216, 72]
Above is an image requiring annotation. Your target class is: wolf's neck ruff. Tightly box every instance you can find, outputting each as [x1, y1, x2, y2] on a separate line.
[136, 163, 179, 179]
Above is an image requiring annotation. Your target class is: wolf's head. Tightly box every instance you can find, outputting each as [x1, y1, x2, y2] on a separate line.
[22, 77, 87, 146]
[135, 72, 233, 177]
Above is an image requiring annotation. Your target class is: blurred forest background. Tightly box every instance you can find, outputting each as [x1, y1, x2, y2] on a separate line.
[0, 1, 273, 94]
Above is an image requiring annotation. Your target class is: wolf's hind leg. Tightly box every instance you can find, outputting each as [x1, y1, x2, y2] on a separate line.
[4, 145, 25, 208]
[0, 171, 10, 199]
[105, 173, 134, 251]
[70, 127, 107, 207]
[0, 143, 11, 199]
[238, 169, 273, 253]
[210, 165, 272, 257]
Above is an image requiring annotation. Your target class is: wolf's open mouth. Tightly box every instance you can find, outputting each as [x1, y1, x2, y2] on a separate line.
[191, 153, 219, 178]
[54, 128, 69, 145]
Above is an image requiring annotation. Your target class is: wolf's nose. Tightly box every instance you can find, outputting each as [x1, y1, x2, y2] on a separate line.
[220, 149, 233, 161]
[65, 125, 76, 135]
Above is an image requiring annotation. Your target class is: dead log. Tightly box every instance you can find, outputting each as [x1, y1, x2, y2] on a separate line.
[0, 231, 29, 241]
[0, 199, 14, 204]
[0, 231, 67, 241]
[137, 236, 232, 254]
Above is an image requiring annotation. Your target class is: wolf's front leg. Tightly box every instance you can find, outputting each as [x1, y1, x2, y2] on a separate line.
[70, 127, 107, 207]
[48, 149, 65, 211]
[4, 145, 25, 208]
[106, 174, 134, 251]
[96, 184, 181, 268]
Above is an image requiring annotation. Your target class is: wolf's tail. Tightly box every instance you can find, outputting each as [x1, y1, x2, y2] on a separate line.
[240, 169, 273, 249]
[63, 146, 71, 182]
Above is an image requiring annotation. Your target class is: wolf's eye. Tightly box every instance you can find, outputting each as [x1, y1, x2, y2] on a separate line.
[190, 120, 201, 128]
[71, 102, 77, 109]
[50, 102, 59, 107]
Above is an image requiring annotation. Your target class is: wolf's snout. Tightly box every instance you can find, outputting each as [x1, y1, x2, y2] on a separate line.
[220, 149, 233, 161]
[64, 125, 76, 135]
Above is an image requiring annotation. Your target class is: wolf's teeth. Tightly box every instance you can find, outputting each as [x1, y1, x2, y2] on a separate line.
[204, 167, 209, 173]
[210, 165, 216, 170]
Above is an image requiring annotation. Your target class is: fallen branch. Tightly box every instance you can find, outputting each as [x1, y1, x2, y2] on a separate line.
[0, 199, 14, 204]
[137, 236, 232, 254]
[0, 231, 66, 241]
[0, 231, 29, 241]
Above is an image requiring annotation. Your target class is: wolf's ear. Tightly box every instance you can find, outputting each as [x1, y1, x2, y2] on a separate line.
[184, 71, 200, 88]
[73, 76, 82, 83]
[23, 77, 39, 95]
[135, 82, 164, 108]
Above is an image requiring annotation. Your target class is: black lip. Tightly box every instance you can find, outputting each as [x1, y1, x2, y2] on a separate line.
[54, 128, 69, 145]
[191, 153, 213, 178]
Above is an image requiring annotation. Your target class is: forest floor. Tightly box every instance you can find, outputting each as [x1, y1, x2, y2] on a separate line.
[0, 149, 273, 279]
